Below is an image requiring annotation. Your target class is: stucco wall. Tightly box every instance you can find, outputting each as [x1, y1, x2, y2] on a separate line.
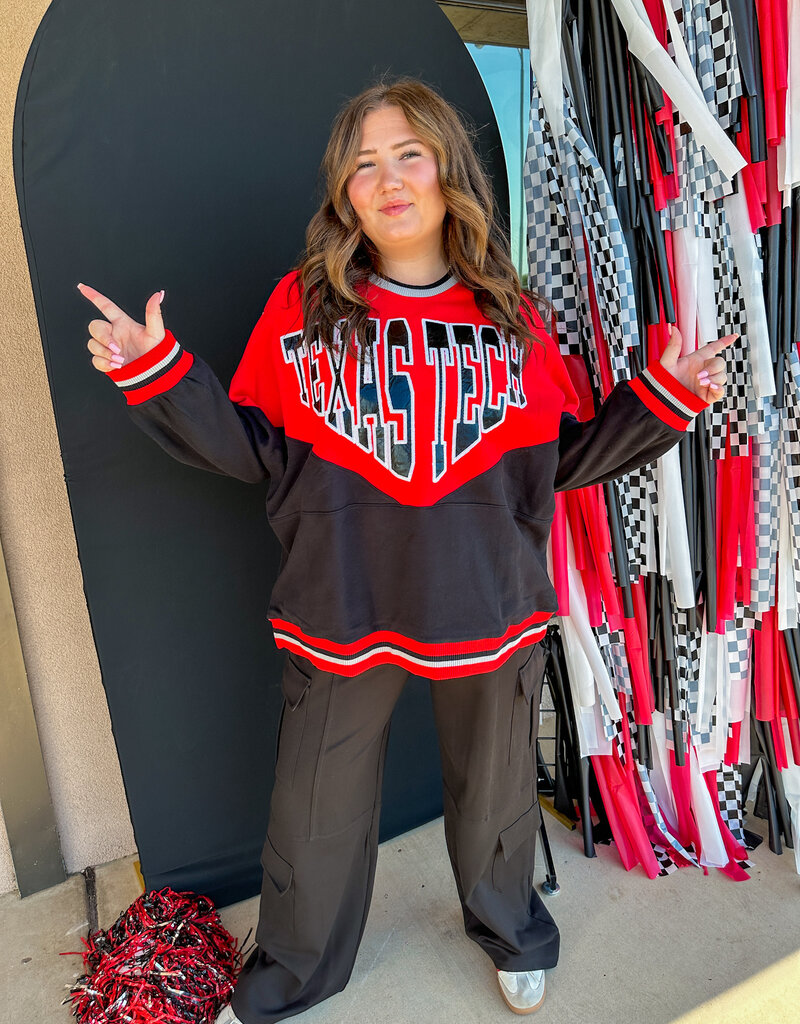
[0, 0, 136, 895]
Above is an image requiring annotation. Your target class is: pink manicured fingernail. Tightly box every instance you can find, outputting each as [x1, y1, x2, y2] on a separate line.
[697, 372, 709, 382]
[109, 342, 121, 354]
[111, 355, 124, 365]
[159, 290, 165, 302]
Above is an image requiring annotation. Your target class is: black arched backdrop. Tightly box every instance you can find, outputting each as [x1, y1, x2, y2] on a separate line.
[14, 0, 509, 906]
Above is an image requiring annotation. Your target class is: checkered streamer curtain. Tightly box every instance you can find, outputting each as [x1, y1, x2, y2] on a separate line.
[523, 0, 800, 878]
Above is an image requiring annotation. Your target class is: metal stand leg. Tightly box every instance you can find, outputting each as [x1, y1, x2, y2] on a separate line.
[580, 756, 596, 858]
[538, 808, 560, 896]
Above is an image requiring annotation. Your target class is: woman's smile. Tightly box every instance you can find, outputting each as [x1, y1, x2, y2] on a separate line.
[380, 200, 413, 215]
[346, 105, 447, 279]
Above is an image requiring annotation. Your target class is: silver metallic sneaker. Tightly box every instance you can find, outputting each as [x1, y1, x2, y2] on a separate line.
[497, 969, 546, 1014]
[214, 1005, 245, 1024]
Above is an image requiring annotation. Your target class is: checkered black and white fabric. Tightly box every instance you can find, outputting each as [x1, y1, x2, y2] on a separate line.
[614, 703, 640, 766]
[563, 153, 606, 399]
[665, 697, 690, 751]
[610, 638, 635, 700]
[716, 763, 754, 866]
[613, 133, 625, 190]
[746, 234, 767, 435]
[693, 630, 725, 752]
[663, 598, 695, 753]
[673, 605, 700, 726]
[594, 623, 621, 744]
[595, 622, 635, 699]
[747, 390, 767, 438]
[523, 83, 639, 390]
[674, 1, 717, 106]
[612, 709, 626, 763]
[780, 353, 800, 589]
[726, 608, 755, 691]
[669, 132, 728, 236]
[694, 704, 718, 753]
[637, 761, 700, 867]
[708, 0, 743, 131]
[653, 845, 681, 876]
[523, 86, 588, 360]
[667, 1, 733, 234]
[692, 609, 753, 753]
[749, 404, 780, 611]
[617, 464, 658, 579]
[630, 762, 679, 873]
[600, 695, 619, 746]
[523, 91, 570, 327]
[562, 118, 638, 382]
[605, 475, 645, 582]
[613, 126, 643, 192]
[615, 474, 639, 576]
[594, 622, 634, 745]
[706, 204, 751, 458]
[717, 765, 747, 845]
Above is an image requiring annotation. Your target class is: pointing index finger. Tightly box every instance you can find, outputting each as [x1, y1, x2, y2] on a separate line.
[77, 283, 128, 323]
[708, 333, 739, 355]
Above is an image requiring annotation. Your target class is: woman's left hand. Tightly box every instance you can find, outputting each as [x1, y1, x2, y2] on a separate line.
[658, 324, 738, 404]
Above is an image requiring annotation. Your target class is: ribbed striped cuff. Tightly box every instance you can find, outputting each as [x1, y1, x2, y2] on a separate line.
[628, 361, 709, 431]
[108, 331, 193, 405]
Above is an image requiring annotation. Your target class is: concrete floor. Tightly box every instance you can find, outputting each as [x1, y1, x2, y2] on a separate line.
[2, 808, 798, 1024]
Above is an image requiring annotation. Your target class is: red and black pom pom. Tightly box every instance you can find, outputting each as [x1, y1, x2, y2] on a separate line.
[62, 887, 249, 1023]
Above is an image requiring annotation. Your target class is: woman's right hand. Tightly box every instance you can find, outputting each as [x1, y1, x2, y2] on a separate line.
[78, 283, 166, 372]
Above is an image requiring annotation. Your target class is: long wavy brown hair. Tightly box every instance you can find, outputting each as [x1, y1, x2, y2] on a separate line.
[296, 77, 550, 357]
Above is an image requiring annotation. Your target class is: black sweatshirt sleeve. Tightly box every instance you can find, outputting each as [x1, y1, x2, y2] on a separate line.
[107, 331, 286, 484]
[554, 360, 709, 492]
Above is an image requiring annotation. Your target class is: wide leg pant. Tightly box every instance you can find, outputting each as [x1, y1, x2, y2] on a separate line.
[231, 645, 560, 1024]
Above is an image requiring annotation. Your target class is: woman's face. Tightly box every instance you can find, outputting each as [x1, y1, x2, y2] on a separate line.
[345, 105, 447, 266]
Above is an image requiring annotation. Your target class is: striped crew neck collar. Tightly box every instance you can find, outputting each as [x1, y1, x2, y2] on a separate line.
[369, 271, 458, 297]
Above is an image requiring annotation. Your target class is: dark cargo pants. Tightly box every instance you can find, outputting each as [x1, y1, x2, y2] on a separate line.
[231, 644, 560, 1024]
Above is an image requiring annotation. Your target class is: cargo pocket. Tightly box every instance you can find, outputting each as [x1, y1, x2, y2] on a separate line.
[491, 801, 542, 893]
[509, 644, 546, 762]
[274, 655, 312, 785]
[257, 834, 295, 942]
[262, 834, 294, 894]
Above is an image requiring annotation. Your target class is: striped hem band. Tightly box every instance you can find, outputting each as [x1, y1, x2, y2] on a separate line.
[269, 614, 552, 679]
[108, 331, 194, 405]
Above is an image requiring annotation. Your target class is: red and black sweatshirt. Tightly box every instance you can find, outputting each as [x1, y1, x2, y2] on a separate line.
[110, 271, 707, 679]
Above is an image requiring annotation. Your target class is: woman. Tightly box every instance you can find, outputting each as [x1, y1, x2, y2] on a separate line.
[79, 78, 731, 1022]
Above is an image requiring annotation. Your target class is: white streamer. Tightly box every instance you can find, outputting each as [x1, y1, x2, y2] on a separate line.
[526, 0, 565, 140]
[608, 0, 746, 180]
[655, 448, 694, 608]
